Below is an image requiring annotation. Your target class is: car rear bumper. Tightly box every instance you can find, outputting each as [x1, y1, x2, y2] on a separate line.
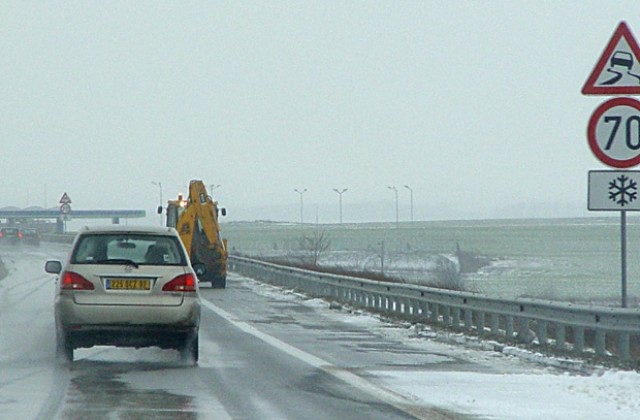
[56, 295, 200, 323]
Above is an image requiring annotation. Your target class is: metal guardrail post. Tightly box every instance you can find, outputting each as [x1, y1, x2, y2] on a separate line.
[375, 294, 383, 310]
[464, 309, 473, 330]
[430, 303, 439, 323]
[537, 321, 548, 346]
[619, 333, 631, 361]
[419, 301, 428, 319]
[505, 316, 514, 340]
[518, 318, 531, 343]
[595, 330, 606, 356]
[452, 307, 461, 328]
[574, 327, 585, 354]
[442, 305, 451, 326]
[403, 298, 410, 316]
[490, 313, 500, 335]
[384, 295, 392, 313]
[556, 325, 566, 349]
[477, 312, 486, 335]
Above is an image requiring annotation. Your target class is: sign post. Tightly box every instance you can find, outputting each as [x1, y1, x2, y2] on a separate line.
[588, 170, 640, 307]
[622, 211, 628, 307]
[59, 193, 72, 232]
[584, 21, 640, 308]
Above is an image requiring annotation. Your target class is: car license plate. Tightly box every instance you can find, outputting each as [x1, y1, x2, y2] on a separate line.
[105, 278, 151, 290]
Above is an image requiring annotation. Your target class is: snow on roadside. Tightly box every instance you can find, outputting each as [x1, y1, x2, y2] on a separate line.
[374, 369, 640, 420]
[241, 275, 640, 420]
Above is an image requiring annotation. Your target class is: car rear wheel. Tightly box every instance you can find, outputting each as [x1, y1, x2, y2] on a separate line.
[56, 332, 73, 362]
[212, 276, 226, 289]
[179, 333, 198, 365]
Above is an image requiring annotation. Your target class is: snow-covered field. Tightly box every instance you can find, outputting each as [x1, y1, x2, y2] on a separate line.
[224, 217, 640, 303]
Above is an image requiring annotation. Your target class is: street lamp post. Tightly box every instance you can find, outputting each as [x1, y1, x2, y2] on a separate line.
[152, 181, 163, 226]
[209, 184, 221, 200]
[387, 186, 399, 227]
[332, 188, 348, 223]
[404, 185, 414, 222]
[378, 240, 385, 275]
[294, 188, 307, 224]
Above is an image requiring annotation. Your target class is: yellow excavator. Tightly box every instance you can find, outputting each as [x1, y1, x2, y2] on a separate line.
[159, 180, 228, 288]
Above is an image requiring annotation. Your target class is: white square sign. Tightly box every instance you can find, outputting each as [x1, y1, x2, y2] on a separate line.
[588, 170, 640, 211]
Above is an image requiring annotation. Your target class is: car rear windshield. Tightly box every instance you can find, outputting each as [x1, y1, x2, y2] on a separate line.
[71, 234, 187, 266]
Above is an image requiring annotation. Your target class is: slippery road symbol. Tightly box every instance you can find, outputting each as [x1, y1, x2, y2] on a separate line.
[601, 50, 640, 85]
[582, 22, 640, 95]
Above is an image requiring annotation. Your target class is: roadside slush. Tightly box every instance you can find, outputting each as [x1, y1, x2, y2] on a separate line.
[0, 255, 7, 280]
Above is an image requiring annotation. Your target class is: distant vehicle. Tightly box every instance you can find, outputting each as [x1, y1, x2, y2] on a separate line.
[44, 225, 203, 364]
[0, 227, 20, 245]
[611, 51, 634, 70]
[19, 228, 41, 246]
[159, 180, 228, 288]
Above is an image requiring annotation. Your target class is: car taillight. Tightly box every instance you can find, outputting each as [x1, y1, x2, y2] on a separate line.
[162, 273, 197, 292]
[60, 271, 95, 290]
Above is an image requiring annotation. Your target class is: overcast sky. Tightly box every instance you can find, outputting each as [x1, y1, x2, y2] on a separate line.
[3, 2, 640, 224]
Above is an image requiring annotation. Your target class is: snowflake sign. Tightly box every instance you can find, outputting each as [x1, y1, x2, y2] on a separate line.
[609, 175, 638, 206]
[588, 170, 640, 211]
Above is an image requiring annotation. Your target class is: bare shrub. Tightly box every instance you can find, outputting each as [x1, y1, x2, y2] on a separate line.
[430, 255, 464, 291]
[297, 230, 331, 266]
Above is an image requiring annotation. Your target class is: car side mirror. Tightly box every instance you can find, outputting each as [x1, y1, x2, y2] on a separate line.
[221, 208, 226, 217]
[157, 206, 163, 215]
[192, 263, 206, 277]
[45, 260, 62, 274]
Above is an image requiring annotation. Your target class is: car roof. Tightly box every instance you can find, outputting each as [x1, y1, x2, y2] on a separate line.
[77, 225, 178, 236]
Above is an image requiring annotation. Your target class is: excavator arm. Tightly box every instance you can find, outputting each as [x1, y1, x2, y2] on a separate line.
[168, 180, 228, 288]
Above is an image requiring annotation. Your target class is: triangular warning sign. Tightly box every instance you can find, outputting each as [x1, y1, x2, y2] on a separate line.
[582, 21, 640, 95]
[59, 192, 72, 204]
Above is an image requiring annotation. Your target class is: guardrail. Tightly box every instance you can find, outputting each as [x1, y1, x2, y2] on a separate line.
[41, 233, 76, 244]
[229, 256, 640, 365]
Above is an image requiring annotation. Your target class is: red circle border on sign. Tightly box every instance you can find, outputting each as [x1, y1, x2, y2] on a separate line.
[588, 97, 640, 168]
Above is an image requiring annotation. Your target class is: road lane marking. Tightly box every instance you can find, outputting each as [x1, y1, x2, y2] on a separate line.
[201, 299, 438, 420]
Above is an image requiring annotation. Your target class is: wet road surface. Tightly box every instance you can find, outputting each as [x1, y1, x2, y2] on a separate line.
[1, 243, 538, 419]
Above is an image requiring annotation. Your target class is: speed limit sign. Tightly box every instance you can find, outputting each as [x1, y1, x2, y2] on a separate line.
[588, 97, 640, 168]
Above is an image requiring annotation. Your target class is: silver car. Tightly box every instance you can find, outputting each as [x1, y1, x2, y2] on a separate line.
[45, 225, 202, 364]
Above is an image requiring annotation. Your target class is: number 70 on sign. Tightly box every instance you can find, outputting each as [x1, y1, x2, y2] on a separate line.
[588, 97, 640, 168]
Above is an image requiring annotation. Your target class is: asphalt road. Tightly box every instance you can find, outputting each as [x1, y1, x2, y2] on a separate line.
[0, 242, 538, 419]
